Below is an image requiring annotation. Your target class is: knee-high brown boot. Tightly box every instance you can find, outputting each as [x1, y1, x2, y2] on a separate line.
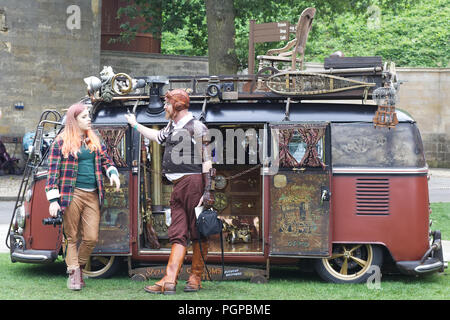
[184, 240, 208, 292]
[144, 243, 186, 295]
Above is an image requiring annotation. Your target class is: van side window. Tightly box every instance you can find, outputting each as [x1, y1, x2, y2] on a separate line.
[271, 123, 327, 169]
[288, 131, 323, 164]
[331, 123, 425, 168]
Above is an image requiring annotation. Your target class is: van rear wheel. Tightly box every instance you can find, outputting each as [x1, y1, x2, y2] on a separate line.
[314, 243, 383, 284]
[82, 256, 121, 279]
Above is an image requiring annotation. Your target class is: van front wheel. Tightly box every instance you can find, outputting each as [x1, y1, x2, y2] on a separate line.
[314, 244, 383, 284]
[82, 256, 121, 279]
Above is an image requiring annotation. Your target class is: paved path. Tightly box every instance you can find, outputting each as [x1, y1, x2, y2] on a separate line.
[0, 201, 14, 253]
[0, 223, 8, 253]
[428, 169, 450, 202]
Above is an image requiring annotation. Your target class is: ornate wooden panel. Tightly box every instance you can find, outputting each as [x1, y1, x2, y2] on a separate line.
[93, 171, 130, 254]
[269, 171, 330, 256]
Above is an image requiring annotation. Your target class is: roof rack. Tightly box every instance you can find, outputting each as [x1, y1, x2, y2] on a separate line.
[86, 63, 392, 103]
[166, 66, 383, 101]
[85, 60, 399, 126]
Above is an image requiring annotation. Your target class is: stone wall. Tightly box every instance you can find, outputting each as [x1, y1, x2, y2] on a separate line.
[395, 68, 450, 168]
[100, 50, 208, 77]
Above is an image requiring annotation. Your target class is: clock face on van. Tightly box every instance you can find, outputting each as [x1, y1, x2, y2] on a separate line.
[215, 175, 227, 190]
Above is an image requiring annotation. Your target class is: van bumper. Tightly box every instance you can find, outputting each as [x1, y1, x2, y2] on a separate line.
[9, 233, 58, 264]
[396, 230, 446, 276]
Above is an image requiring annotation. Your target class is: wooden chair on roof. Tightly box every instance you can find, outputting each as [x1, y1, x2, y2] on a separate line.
[257, 7, 316, 72]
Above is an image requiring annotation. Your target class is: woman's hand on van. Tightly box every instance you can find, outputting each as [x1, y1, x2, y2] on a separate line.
[124, 113, 137, 127]
[109, 173, 121, 191]
[49, 201, 60, 217]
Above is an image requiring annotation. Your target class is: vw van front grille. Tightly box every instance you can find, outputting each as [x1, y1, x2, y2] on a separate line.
[356, 178, 389, 215]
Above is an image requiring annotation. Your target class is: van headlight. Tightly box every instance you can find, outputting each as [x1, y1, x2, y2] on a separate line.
[15, 205, 26, 228]
[25, 188, 33, 202]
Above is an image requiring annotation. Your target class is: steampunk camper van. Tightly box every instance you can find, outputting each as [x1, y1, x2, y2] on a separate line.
[7, 57, 446, 284]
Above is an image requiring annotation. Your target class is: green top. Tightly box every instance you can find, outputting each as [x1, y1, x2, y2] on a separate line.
[75, 145, 97, 189]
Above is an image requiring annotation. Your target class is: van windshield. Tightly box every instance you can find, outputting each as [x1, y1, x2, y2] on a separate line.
[331, 123, 426, 168]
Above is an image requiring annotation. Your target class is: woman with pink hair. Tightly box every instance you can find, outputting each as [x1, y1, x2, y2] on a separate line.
[45, 102, 120, 290]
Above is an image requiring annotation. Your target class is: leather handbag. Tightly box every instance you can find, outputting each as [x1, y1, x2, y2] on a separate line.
[196, 208, 224, 280]
[196, 208, 223, 237]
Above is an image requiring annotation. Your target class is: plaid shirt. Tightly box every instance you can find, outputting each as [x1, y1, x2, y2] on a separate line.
[45, 138, 117, 213]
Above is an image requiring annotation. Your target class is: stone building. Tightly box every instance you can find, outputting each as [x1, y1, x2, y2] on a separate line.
[0, 1, 101, 150]
[0, 0, 208, 166]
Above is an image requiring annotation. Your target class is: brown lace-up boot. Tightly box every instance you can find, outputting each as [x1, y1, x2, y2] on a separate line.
[144, 243, 186, 295]
[67, 267, 82, 291]
[184, 240, 208, 292]
[79, 264, 86, 288]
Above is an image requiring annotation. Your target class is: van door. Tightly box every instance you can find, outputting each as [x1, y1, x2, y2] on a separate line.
[268, 122, 331, 257]
[91, 126, 131, 255]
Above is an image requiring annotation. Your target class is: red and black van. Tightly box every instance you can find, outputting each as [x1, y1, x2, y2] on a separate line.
[7, 60, 446, 284]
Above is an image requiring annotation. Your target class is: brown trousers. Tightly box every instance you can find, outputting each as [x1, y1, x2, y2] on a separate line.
[168, 174, 204, 247]
[63, 188, 100, 270]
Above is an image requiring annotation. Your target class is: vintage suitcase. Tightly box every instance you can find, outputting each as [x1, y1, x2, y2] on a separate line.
[324, 56, 383, 69]
[323, 56, 384, 89]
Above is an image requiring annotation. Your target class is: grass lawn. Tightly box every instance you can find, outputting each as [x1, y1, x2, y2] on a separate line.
[430, 202, 450, 240]
[0, 254, 448, 300]
[0, 203, 448, 301]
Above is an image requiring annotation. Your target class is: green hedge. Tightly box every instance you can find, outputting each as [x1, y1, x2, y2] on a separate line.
[306, 0, 449, 67]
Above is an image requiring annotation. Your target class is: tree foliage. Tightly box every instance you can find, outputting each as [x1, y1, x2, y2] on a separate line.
[116, 0, 208, 56]
[116, 0, 449, 70]
[305, 0, 449, 68]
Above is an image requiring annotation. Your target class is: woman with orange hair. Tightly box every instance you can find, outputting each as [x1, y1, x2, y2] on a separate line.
[45, 102, 120, 291]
